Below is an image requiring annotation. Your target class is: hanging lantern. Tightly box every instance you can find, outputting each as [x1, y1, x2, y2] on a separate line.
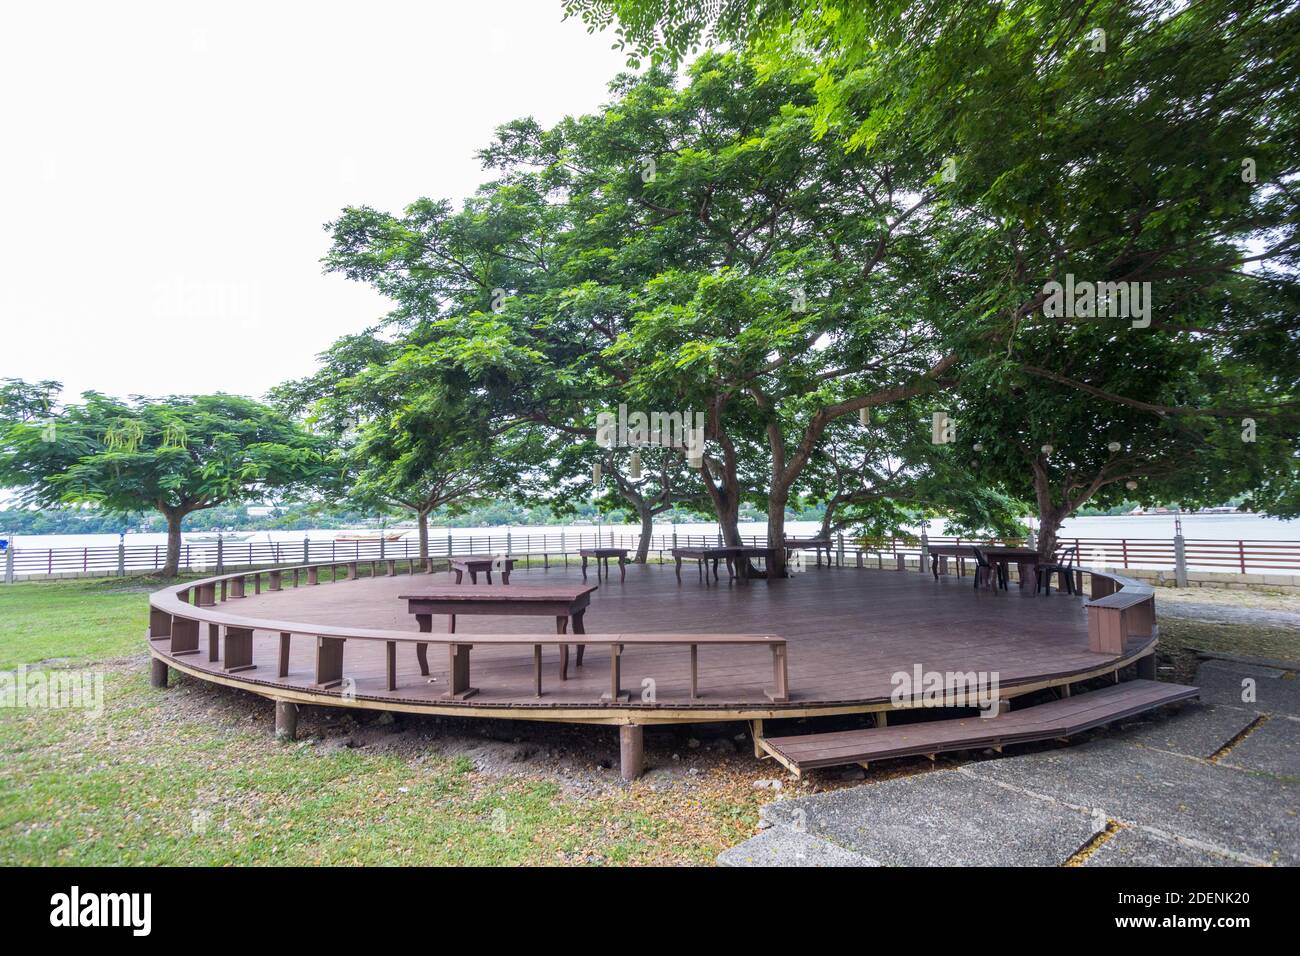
[972, 442, 984, 452]
[1125, 480, 1138, 491]
[592, 462, 602, 484]
[1107, 441, 1121, 453]
[859, 407, 870, 426]
[1041, 443, 1053, 455]
[628, 450, 641, 480]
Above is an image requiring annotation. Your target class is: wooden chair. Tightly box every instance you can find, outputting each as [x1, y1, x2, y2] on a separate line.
[1036, 546, 1078, 595]
[971, 548, 1005, 591]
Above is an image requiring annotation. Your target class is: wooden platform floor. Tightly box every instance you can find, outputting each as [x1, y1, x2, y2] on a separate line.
[155, 563, 1151, 719]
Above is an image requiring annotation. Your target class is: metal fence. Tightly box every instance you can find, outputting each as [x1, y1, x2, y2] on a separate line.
[3, 530, 1299, 582]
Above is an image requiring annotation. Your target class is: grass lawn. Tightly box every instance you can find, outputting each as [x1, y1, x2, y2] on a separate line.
[1, 576, 1295, 865]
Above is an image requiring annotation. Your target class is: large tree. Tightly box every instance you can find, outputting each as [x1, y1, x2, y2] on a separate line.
[0, 389, 325, 576]
[272, 333, 530, 563]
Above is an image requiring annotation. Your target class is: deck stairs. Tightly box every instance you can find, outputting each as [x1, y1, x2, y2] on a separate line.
[756, 679, 1199, 777]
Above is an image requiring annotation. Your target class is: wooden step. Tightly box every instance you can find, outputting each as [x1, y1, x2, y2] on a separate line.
[760, 680, 1200, 775]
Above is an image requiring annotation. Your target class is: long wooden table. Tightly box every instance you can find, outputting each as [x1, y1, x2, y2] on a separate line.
[401, 584, 598, 695]
[928, 544, 1041, 589]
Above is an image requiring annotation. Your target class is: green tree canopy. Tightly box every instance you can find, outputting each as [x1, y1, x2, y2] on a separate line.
[0, 389, 325, 575]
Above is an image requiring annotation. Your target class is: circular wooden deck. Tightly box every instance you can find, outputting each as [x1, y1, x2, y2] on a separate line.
[147, 561, 1155, 725]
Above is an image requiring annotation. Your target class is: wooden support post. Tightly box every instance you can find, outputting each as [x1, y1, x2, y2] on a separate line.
[765, 643, 790, 703]
[278, 632, 291, 678]
[208, 623, 220, 662]
[268, 570, 282, 592]
[875, 710, 888, 728]
[689, 644, 699, 700]
[1087, 606, 1127, 654]
[315, 636, 345, 688]
[149, 657, 169, 688]
[602, 643, 629, 702]
[385, 641, 397, 691]
[444, 643, 477, 699]
[751, 719, 765, 759]
[533, 644, 542, 698]
[196, 582, 216, 606]
[307, 566, 319, 586]
[223, 626, 256, 673]
[149, 607, 171, 641]
[619, 724, 644, 781]
[1137, 652, 1157, 680]
[253, 573, 262, 595]
[274, 700, 298, 741]
[229, 575, 245, 599]
[170, 616, 200, 656]
[347, 562, 357, 580]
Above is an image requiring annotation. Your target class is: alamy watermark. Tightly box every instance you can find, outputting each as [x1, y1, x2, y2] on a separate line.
[1042, 274, 1151, 328]
[891, 664, 1002, 718]
[0, 665, 104, 719]
[595, 403, 705, 464]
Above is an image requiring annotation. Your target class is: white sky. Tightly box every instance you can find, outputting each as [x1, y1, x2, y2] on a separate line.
[0, 0, 631, 403]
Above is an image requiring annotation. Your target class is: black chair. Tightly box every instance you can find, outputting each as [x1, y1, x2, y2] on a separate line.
[1036, 546, 1078, 595]
[971, 547, 1006, 591]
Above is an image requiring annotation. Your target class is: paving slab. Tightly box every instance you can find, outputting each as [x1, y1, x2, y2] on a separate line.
[1107, 701, 1259, 759]
[717, 826, 880, 867]
[1194, 660, 1300, 716]
[963, 738, 1298, 865]
[1082, 827, 1249, 867]
[1219, 715, 1300, 779]
[758, 768, 1101, 866]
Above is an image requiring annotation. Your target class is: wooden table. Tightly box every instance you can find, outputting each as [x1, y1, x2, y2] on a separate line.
[928, 545, 1040, 589]
[672, 546, 777, 582]
[672, 546, 737, 582]
[450, 556, 516, 584]
[580, 548, 630, 582]
[401, 584, 599, 696]
[784, 537, 834, 567]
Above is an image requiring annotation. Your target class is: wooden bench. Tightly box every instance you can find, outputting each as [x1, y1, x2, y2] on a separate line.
[375, 630, 790, 703]
[580, 548, 630, 582]
[1084, 589, 1156, 654]
[401, 585, 599, 694]
[759, 679, 1198, 775]
[449, 556, 516, 585]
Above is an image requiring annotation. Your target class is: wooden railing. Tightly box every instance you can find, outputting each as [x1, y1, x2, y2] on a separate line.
[147, 559, 789, 704]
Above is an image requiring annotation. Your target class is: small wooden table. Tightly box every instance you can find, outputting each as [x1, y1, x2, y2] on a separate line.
[580, 548, 630, 582]
[450, 555, 516, 584]
[400, 584, 599, 696]
[672, 546, 735, 582]
[784, 537, 834, 567]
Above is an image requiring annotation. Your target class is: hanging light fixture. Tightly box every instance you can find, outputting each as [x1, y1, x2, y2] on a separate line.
[592, 462, 602, 484]
[629, 450, 642, 480]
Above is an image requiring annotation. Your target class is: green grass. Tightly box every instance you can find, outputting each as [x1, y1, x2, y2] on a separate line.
[0, 576, 761, 865]
[0, 579, 154, 668]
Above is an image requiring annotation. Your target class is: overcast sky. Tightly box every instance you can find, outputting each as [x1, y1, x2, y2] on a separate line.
[0, 0, 630, 403]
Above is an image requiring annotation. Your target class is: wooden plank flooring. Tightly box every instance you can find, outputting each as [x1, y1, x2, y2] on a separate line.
[155, 563, 1152, 716]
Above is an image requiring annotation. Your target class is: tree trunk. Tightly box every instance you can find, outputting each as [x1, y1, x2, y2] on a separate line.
[1037, 514, 1064, 561]
[701, 461, 743, 546]
[417, 509, 430, 563]
[634, 507, 654, 563]
[163, 510, 183, 577]
[767, 489, 789, 577]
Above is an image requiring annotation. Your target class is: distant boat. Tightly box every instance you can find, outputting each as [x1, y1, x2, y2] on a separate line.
[334, 531, 407, 542]
[187, 533, 254, 544]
